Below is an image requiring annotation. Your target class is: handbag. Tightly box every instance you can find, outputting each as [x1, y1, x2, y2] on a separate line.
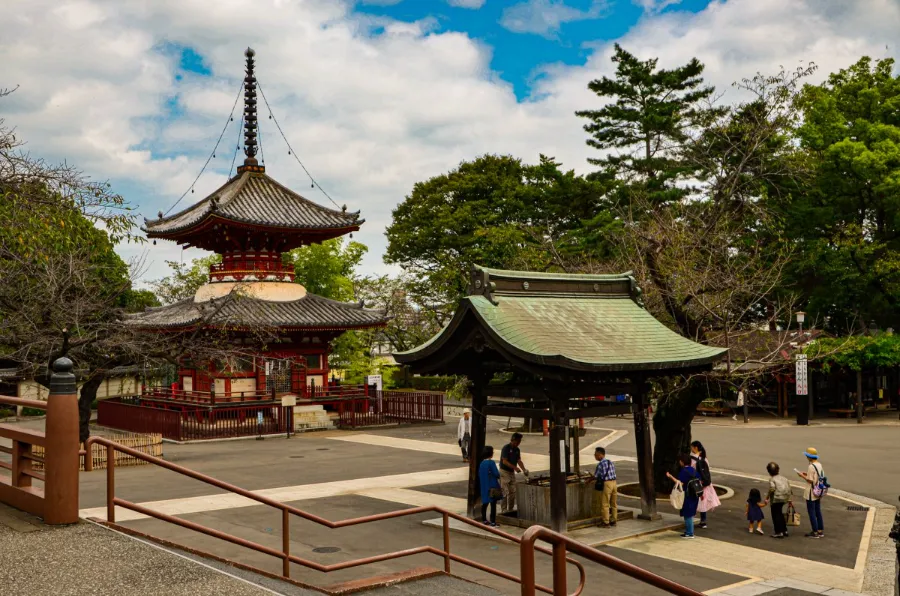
[488, 487, 503, 500]
[670, 484, 685, 510]
[786, 502, 801, 526]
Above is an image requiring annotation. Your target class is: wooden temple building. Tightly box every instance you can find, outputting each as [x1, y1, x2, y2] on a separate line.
[395, 266, 727, 531]
[129, 48, 387, 401]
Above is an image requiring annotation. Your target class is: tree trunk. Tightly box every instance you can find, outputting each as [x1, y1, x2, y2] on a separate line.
[78, 376, 103, 444]
[652, 389, 704, 492]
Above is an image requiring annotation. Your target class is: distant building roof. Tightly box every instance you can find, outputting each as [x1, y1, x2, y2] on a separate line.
[708, 329, 826, 364]
[127, 292, 387, 331]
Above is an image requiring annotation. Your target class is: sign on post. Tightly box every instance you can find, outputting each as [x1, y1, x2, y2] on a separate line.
[365, 374, 383, 412]
[796, 354, 808, 396]
[280, 394, 297, 407]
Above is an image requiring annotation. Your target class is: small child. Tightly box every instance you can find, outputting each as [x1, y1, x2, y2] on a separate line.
[746, 488, 765, 534]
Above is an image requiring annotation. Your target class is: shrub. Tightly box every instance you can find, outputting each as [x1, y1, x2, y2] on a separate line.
[21, 407, 45, 417]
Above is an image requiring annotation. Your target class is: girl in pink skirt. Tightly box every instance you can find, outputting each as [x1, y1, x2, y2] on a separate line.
[691, 441, 721, 529]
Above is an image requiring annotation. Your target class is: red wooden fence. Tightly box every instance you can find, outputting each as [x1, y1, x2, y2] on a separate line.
[338, 391, 444, 428]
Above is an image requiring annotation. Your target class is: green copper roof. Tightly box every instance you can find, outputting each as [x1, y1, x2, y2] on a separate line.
[395, 266, 727, 373]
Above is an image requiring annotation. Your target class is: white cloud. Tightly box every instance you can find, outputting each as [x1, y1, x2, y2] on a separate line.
[633, 0, 682, 13]
[2, 0, 900, 287]
[447, 0, 487, 8]
[500, 0, 607, 37]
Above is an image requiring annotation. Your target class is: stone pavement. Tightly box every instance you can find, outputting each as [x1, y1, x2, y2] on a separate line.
[5, 413, 896, 596]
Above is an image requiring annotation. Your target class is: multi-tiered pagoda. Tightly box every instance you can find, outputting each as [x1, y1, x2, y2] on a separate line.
[131, 48, 386, 400]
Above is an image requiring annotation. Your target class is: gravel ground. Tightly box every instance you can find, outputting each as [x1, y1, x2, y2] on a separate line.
[0, 517, 274, 596]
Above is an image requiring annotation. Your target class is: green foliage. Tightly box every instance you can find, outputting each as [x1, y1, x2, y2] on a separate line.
[284, 238, 367, 302]
[786, 56, 900, 331]
[20, 407, 45, 417]
[806, 334, 900, 371]
[385, 154, 611, 305]
[120, 289, 161, 312]
[150, 255, 221, 305]
[408, 375, 460, 392]
[576, 43, 722, 206]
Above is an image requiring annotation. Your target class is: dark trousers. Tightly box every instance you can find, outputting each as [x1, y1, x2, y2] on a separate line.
[806, 499, 824, 533]
[700, 511, 707, 523]
[772, 502, 787, 535]
[481, 500, 496, 523]
[461, 433, 470, 460]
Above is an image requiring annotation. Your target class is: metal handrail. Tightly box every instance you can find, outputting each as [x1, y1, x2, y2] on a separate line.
[84, 436, 586, 595]
[520, 525, 706, 596]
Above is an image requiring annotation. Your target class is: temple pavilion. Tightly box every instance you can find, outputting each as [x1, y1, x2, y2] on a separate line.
[129, 48, 387, 400]
[395, 266, 727, 531]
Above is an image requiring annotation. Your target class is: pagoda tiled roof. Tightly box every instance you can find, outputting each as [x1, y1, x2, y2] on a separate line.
[143, 171, 362, 236]
[127, 292, 387, 331]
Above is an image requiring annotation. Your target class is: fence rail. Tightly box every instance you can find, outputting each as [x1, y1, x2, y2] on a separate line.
[338, 392, 444, 428]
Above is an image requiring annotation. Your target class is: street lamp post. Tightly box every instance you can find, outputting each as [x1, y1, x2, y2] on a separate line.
[796, 312, 810, 422]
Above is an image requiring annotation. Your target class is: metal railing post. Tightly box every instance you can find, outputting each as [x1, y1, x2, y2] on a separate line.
[552, 541, 567, 595]
[442, 512, 451, 573]
[520, 529, 537, 596]
[282, 508, 291, 578]
[106, 443, 116, 523]
[43, 357, 79, 525]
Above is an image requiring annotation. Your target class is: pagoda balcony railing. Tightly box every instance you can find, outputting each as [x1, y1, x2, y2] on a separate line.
[209, 260, 295, 282]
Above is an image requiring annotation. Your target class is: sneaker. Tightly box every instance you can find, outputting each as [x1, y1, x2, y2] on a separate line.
[489, 522, 500, 528]
[805, 531, 821, 538]
[698, 522, 708, 529]
[771, 533, 784, 539]
[609, 521, 617, 526]
[748, 528, 754, 533]
[817, 532, 824, 538]
[681, 534, 695, 539]
[755, 528, 764, 535]
[482, 520, 491, 526]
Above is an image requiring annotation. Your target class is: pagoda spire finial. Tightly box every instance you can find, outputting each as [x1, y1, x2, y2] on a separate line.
[241, 47, 260, 170]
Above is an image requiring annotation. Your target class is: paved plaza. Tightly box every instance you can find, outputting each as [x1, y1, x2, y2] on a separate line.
[58, 414, 898, 595]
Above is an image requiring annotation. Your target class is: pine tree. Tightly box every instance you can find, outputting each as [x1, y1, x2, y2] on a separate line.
[576, 43, 720, 206]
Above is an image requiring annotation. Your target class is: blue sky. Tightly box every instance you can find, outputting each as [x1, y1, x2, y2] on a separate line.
[4, 0, 897, 284]
[358, 0, 714, 100]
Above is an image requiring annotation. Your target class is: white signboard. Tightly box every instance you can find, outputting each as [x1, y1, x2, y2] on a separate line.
[257, 411, 264, 426]
[795, 354, 808, 396]
[364, 374, 383, 391]
[281, 394, 297, 407]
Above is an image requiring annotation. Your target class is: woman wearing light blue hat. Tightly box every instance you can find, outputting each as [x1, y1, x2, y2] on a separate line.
[796, 447, 825, 538]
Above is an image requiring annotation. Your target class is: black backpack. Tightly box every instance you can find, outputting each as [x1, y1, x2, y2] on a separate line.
[697, 459, 712, 488]
[686, 474, 704, 498]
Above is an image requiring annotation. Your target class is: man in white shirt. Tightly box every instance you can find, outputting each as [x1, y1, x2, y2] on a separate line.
[457, 409, 471, 462]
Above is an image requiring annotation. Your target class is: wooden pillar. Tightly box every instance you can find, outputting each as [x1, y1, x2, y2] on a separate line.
[632, 387, 659, 520]
[44, 357, 80, 525]
[467, 377, 488, 519]
[548, 393, 568, 533]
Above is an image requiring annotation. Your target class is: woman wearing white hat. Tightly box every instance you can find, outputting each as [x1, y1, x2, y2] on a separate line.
[458, 410, 472, 462]
[797, 447, 825, 538]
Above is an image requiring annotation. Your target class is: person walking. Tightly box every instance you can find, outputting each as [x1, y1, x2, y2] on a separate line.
[765, 461, 792, 538]
[690, 441, 720, 529]
[797, 447, 825, 538]
[478, 445, 502, 527]
[667, 453, 701, 539]
[457, 410, 472, 462]
[593, 447, 617, 527]
[746, 488, 766, 534]
[499, 432, 529, 514]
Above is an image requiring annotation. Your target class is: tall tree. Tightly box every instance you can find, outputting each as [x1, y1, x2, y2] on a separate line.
[385, 154, 610, 306]
[787, 56, 900, 331]
[594, 64, 815, 486]
[576, 43, 721, 206]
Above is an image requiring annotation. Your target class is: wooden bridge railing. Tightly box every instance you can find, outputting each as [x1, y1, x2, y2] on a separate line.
[0, 358, 79, 524]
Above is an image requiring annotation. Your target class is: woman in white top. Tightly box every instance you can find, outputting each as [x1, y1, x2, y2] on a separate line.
[457, 410, 472, 462]
[797, 447, 824, 538]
